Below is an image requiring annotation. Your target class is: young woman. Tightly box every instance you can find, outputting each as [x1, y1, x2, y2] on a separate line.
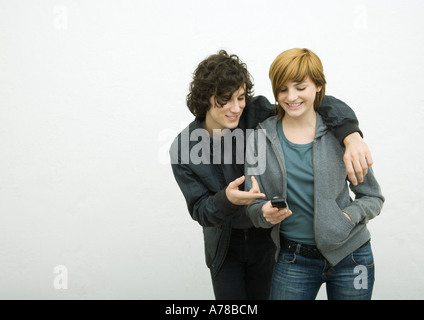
[245, 48, 384, 300]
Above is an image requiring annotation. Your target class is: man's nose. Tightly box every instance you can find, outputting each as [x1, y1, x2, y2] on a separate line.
[229, 99, 241, 113]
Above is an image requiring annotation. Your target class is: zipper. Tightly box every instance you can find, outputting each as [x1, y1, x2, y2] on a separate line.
[262, 123, 287, 200]
[312, 140, 317, 246]
[212, 138, 231, 278]
[312, 139, 326, 260]
[217, 136, 227, 186]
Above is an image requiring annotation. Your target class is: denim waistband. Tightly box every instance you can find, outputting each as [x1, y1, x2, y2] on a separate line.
[280, 235, 371, 260]
[280, 236, 325, 259]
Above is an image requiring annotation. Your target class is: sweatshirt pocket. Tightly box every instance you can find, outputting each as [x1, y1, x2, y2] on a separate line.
[315, 199, 356, 249]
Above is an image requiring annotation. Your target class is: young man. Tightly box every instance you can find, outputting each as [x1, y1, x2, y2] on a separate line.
[169, 50, 372, 300]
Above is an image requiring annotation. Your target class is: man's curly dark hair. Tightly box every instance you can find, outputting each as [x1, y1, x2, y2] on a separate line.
[186, 50, 254, 120]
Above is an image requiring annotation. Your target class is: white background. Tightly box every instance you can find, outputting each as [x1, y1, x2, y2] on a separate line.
[1, 0, 423, 299]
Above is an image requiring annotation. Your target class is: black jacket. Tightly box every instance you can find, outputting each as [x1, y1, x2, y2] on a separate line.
[170, 95, 361, 277]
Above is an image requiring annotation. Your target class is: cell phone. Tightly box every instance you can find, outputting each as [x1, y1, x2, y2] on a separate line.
[271, 198, 288, 209]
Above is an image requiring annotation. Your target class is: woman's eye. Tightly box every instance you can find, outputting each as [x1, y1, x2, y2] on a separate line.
[297, 87, 306, 91]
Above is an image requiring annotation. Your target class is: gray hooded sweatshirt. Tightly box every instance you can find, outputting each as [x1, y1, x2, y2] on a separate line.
[245, 114, 384, 266]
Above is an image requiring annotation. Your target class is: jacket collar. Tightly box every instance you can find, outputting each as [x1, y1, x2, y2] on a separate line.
[257, 112, 328, 141]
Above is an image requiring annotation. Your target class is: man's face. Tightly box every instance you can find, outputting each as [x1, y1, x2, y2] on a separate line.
[205, 86, 246, 132]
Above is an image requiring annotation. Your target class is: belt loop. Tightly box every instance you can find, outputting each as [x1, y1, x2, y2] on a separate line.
[295, 243, 301, 254]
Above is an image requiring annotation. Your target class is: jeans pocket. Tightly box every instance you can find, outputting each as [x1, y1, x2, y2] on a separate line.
[278, 249, 296, 264]
[351, 243, 374, 268]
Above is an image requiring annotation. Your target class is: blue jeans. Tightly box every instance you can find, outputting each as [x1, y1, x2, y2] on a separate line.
[270, 242, 374, 300]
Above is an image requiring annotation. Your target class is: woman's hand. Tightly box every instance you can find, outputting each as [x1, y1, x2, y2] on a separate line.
[262, 201, 292, 225]
[343, 211, 352, 221]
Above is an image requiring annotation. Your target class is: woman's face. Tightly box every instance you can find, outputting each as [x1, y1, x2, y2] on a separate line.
[277, 76, 321, 118]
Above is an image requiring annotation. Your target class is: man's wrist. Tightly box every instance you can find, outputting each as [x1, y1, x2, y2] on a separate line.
[343, 131, 362, 146]
[214, 188, 242, 214]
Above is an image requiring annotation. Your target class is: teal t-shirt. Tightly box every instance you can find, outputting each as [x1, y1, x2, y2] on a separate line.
[277, 120, 316, 245]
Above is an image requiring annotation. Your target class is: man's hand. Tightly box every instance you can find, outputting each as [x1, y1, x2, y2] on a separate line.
[262, 201, 292, 225]
[226, 176, 266, 206]
[343, 132, 373, 186]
